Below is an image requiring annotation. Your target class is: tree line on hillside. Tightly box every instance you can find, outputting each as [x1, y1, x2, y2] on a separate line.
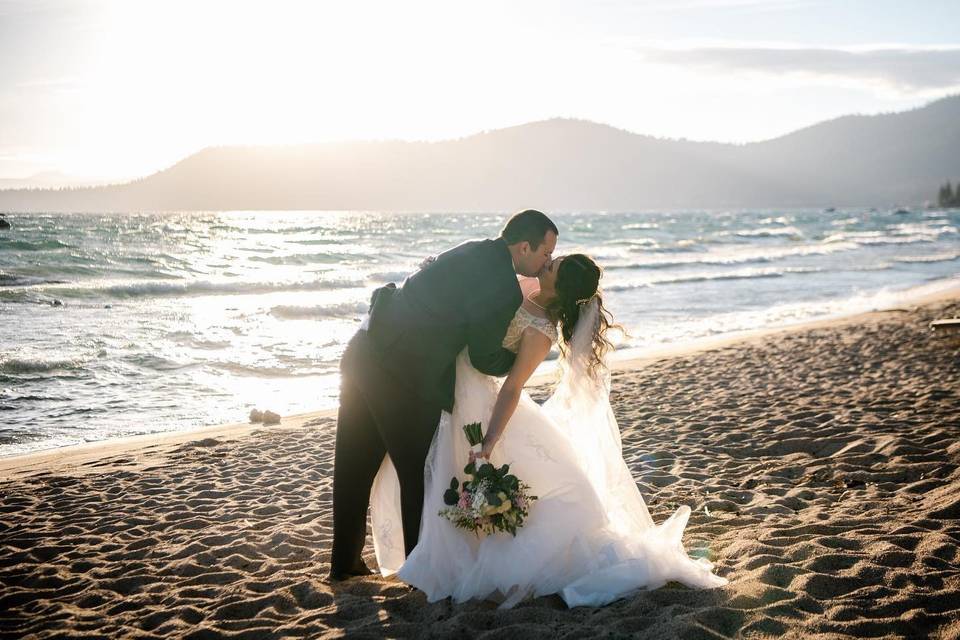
[937, 181, 960, 207]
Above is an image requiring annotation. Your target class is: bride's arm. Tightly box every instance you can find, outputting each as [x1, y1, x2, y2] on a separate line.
[477, 327, 552, 459]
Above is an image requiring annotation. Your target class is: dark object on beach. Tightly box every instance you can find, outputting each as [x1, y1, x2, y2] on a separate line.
[249, 409, 263, 423]
[262, 410, 281, 425]
[0, 216, 9, 229]
[894, 208, 910, 215]
[51, 299, 62, 307]
[824, 207, 835, 213]
[930, 318, 960, 333]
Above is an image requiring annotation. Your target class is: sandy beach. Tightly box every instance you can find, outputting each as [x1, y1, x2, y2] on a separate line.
[2, 289, 959, 639]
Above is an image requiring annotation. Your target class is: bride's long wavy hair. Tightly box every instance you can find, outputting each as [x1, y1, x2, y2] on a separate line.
[544, 254, 620, 377]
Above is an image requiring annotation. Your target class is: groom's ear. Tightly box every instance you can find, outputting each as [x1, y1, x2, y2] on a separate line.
[517, 241, 531, 255]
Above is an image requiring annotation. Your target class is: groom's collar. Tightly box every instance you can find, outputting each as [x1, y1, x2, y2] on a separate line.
[494, 237, 516, 274]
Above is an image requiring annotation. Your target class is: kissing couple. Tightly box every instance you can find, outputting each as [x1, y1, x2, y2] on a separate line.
[329, 209, 726, 608]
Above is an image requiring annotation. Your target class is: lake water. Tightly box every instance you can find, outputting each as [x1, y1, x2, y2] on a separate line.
[1, 208, 958, 457]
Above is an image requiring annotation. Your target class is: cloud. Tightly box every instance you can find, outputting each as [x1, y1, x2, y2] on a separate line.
[637, 45, 960, 91]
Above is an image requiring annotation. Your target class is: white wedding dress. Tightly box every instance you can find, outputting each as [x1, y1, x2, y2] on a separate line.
[368, 298, 727, 608]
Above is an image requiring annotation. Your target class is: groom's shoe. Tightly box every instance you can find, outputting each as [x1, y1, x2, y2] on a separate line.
[327, 562, 374, 582]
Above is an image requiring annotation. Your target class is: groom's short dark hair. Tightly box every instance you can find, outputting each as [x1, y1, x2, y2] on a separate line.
[500, 209, 558, 250]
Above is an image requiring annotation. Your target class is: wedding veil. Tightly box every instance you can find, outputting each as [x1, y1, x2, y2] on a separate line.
[542, 299, 657, 535]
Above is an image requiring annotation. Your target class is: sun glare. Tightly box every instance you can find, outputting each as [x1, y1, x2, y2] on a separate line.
[52, 0, 647, 178]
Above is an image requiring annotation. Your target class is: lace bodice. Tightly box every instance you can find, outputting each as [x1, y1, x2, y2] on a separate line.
[502, 305, 558, 353]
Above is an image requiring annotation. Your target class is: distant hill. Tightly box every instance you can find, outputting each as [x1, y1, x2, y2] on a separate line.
[2, 95, 958, 212]
[0, 171, 113, 190]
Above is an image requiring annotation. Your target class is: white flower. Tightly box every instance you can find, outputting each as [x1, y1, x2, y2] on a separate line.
[471, 480, 490, 511]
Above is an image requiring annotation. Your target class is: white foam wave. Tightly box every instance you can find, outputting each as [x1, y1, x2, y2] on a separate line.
[269, 301, 368, 320]
[892, 252, 959, 264]
[606, 266, 821, 291]
[734, 226, 802, 238]
[368, 270, 413, 282]
[606, 242, 858, 270]
[20, 277, 367, 299]
[618, 276, 960, 353]
[207, 361, 330, 378]
[0, 356, 85, 374]
[830, 217, 861, 226]
[824, 224, 955, 245]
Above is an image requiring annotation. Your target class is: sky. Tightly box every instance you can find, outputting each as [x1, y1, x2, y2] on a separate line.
[1, 0, 959, 185]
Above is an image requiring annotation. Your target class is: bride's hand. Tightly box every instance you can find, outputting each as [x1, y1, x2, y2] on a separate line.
[479, 437, 496, 461]
[468, 438, 496, 464]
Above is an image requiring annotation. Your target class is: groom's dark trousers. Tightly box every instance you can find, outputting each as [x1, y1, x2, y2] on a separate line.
[330, 238, 522, 577]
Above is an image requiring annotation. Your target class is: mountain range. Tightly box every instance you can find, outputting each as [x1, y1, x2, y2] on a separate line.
[1, 95, 958, 212]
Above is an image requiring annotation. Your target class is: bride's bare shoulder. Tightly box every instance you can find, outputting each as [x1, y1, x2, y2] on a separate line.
[518, 276, 539, 296]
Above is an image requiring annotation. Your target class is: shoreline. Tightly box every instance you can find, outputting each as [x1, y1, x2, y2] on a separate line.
[2, 279, 958, 481]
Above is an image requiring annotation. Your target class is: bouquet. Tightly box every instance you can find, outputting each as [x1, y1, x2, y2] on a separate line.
[439, 422, 537, 536]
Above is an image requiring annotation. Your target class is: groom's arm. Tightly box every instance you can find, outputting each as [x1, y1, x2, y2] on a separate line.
[466, 302, 517, 377]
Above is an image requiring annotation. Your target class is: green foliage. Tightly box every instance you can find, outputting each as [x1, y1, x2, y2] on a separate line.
[937, 181, 960, 207]
[438, 427, 538, 537]
[462, 422, 484, 446]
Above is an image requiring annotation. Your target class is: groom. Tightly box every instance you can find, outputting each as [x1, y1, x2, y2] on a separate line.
[329, 209, 558, 580]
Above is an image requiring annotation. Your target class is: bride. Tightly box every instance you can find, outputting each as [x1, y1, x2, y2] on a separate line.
[368, 254, 727, 608]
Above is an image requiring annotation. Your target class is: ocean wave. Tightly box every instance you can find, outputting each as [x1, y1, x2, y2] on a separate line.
[0, 393, 74, 403]
[892, 253, 959, 264]
[219, 224, 320, 234]
[0, 273, 68, 287]
[247, 252, 360, 266]
[733, 226, 803, 238]
[0, 238, 76, 251]
[606, 267, 821, 291]
[622, 244, 698, 254]
[886, 223, 958, 236]
[609, 238, 660, 248]
[17, 276, 367, 300]
[621, 223, 659, 230]
[270, 301, 368, 320]
[606, 242, 858, 271]
[368, 270, 412, 282]
[830, 217, 861, 226]
[207, 361, 332, 378]
[166, 331, 233, 350]
[287, 239, 372, 249]
[124, 354, 197, 371]
[0, 356, 85, 374]
[846, 236, 935, 246]
[823, 230, 945, 245]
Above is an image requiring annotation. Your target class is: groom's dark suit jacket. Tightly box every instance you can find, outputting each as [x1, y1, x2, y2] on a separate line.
[362, 238, 522, 411]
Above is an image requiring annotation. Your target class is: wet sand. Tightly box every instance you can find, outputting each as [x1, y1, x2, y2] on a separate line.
[2, 290, 959, 639]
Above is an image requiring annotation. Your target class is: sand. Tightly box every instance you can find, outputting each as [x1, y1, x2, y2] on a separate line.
[2, 290, 959, 639]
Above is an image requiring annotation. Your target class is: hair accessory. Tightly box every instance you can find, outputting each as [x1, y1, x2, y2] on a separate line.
[576, 292, 598, 306]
